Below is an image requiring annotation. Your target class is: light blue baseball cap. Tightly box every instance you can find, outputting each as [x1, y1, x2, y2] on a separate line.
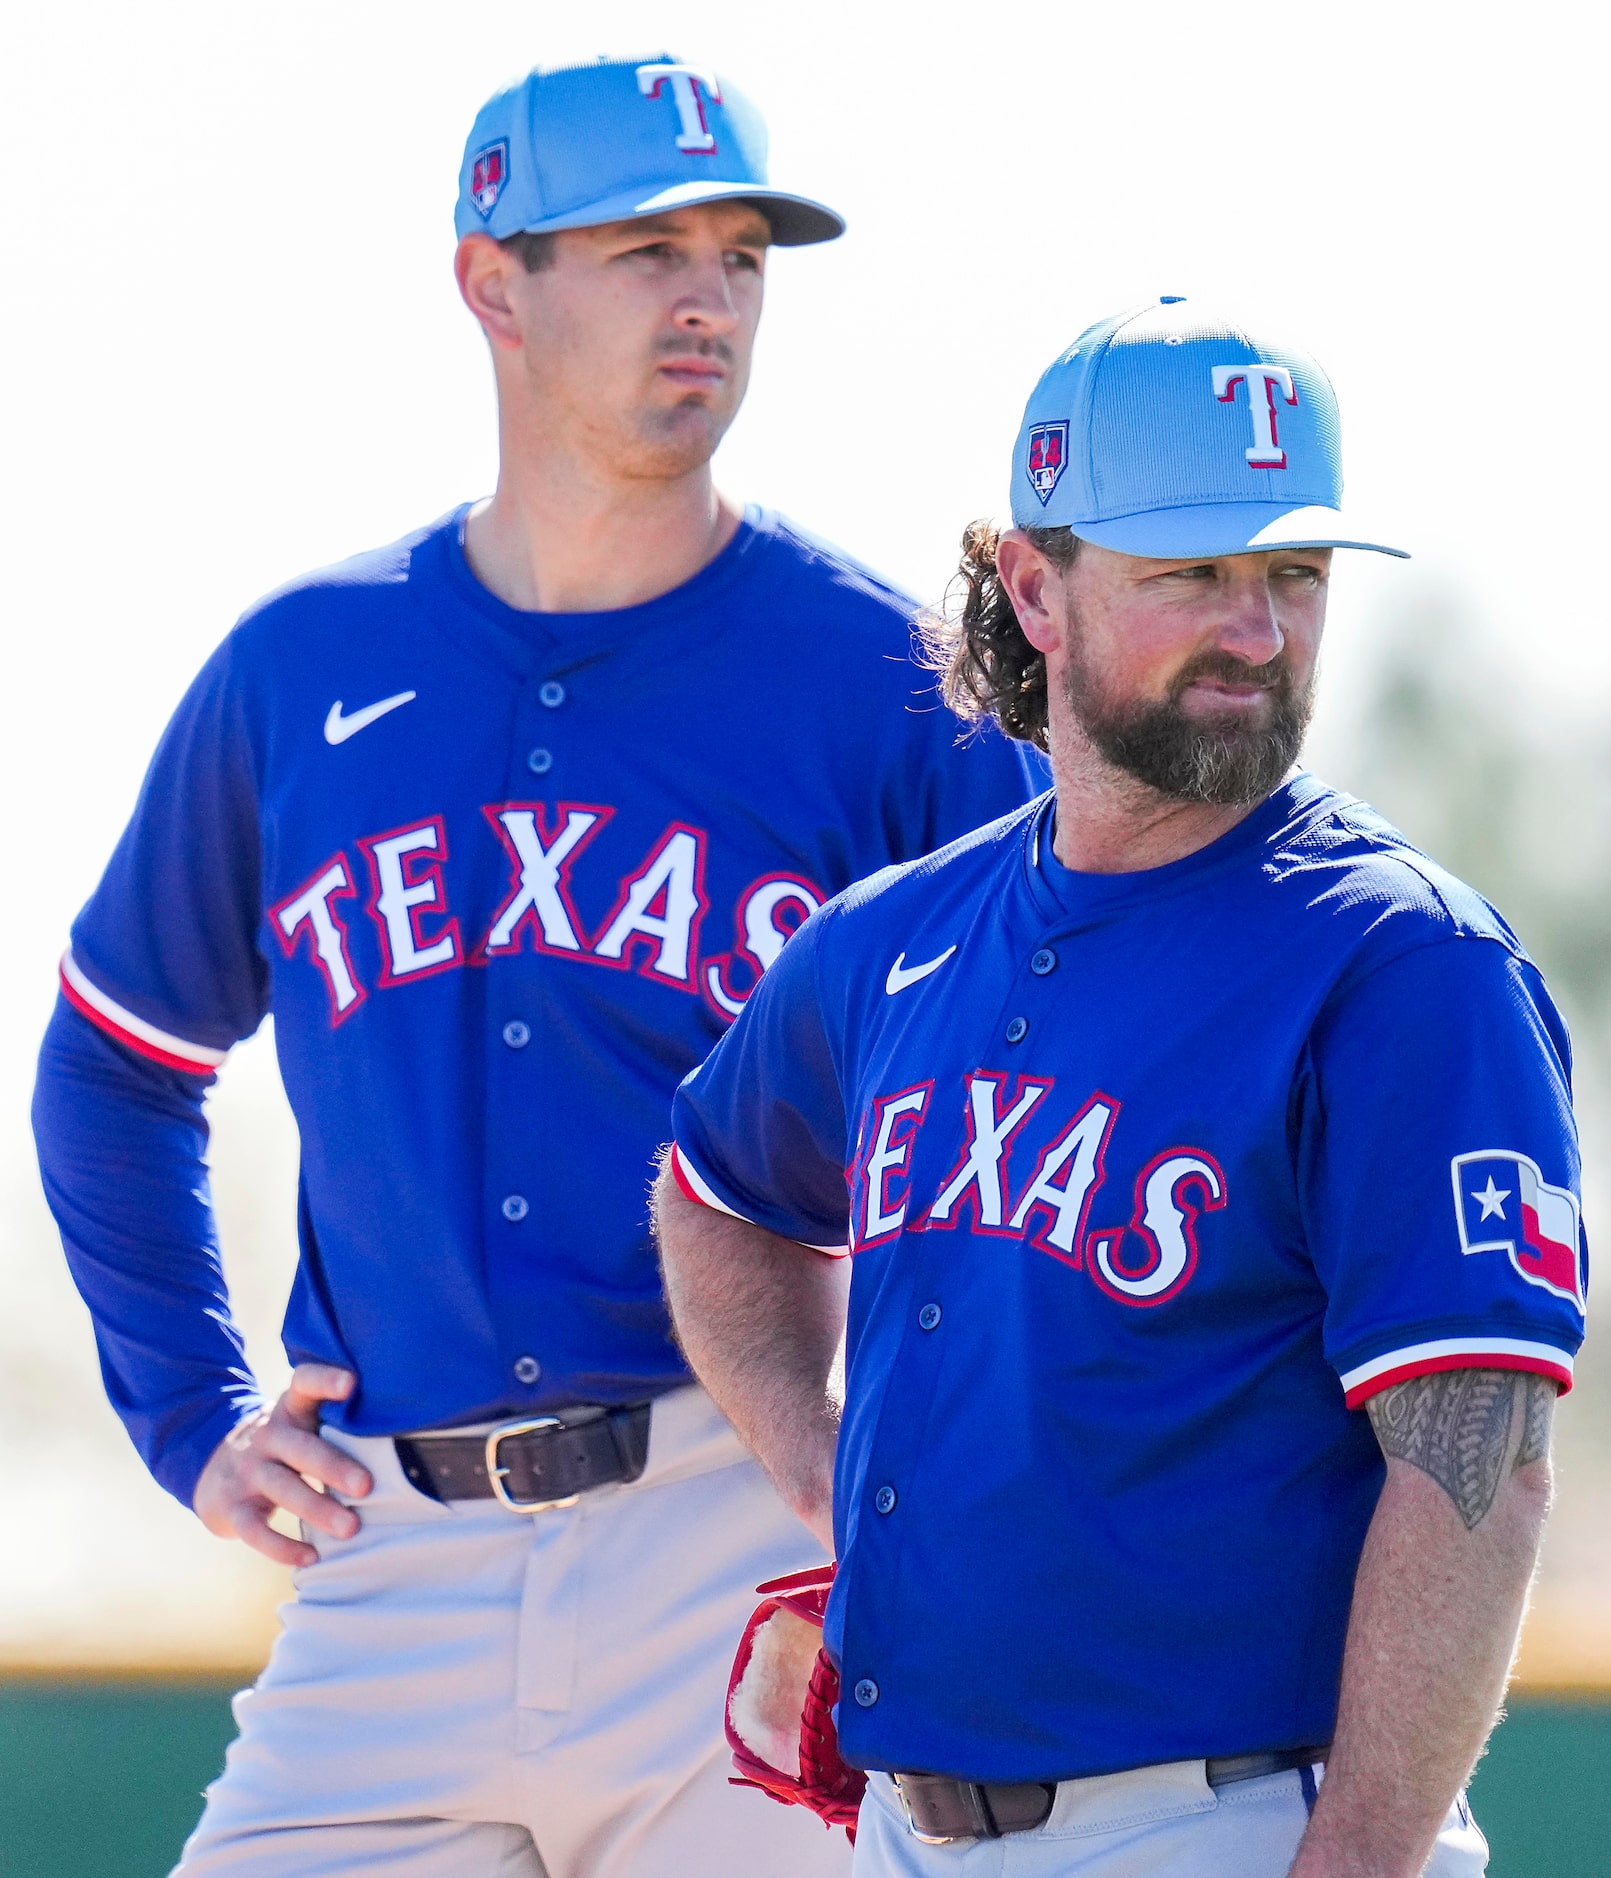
[1010, 297, 1408, 559]
[454, 55, 844, 247]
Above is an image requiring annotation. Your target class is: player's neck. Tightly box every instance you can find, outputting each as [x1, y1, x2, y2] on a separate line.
[463, 452, 740, 615]
[1047, 731, 1268, 876]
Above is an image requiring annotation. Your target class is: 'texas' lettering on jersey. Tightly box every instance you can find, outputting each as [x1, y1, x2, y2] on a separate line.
[269, 806, 823, 1026]
[848, 1072, 1226, 1308]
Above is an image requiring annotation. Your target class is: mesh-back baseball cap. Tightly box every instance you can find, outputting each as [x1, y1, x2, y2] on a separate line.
[1010, 297, 1407, 559]
[454, 55, 843, 247]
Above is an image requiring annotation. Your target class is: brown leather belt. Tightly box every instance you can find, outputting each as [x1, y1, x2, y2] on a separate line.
[394, 1405, 651, 1512]
[891, 1746, 1329, 1843]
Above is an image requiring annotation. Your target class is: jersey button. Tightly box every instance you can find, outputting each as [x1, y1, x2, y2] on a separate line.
[502, 1020, 531, 1049]
[853, 1678, 880, 1708]
[1030, 947, 1058, 976]
[917, 1302, 942, 1331]
[1005, 1015, 1029, 1044]
[526, 746, 553, 775]
[512, 1355, 540, 1385]
[874, 1484, 897, 1515]
[538, 681, 566, 708]
[501, 1194, 529, 1222]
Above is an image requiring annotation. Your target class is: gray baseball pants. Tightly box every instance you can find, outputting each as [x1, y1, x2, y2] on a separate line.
[173, 1386, 851, 1878]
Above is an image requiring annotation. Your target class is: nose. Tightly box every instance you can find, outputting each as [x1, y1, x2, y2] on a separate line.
[1213, 575, 1285, 667]
[671, 252, 741, 335]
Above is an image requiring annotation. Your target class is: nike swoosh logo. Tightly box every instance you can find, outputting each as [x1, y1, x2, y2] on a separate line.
[885, 946, 957, 995]
[324, 691, 417, 745]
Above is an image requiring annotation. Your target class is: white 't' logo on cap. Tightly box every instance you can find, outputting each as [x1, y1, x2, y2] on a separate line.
[1212, 363, 1298, 470]
[636, 63, 723, 154]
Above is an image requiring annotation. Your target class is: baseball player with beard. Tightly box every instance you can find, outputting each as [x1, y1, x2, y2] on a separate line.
[656, 300, 1585, 1875]
[30, 56, 1041, 1878]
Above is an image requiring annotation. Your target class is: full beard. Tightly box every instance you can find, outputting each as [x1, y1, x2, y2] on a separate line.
[1063, 640, 1315, 808]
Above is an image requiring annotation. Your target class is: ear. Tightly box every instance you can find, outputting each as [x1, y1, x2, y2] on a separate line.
[995, 531, 1069, 656]
[455, 235, 525, 353]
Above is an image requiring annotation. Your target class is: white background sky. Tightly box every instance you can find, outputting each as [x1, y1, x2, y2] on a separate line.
[2, 0, 1607, 1666]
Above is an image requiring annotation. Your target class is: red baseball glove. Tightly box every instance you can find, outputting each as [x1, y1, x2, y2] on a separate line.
[725, 1564, 866, 1839]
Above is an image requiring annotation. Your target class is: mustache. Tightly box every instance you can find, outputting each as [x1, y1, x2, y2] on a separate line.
[655, 337, 736, 367]
[1168, 650, 1292, 700]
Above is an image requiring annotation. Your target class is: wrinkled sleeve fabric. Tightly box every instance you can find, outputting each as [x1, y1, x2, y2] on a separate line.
[33, 1000, 259, 1506]
[65, 635, 267, 1057]
[1297, 935, 1585, 1407]
[32, 634, 268, 1507]
[671, 908, 851, 1253]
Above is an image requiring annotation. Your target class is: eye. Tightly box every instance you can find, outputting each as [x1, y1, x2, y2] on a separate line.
[725, 248, 764, 272]
[1277, 561, 1327, 586]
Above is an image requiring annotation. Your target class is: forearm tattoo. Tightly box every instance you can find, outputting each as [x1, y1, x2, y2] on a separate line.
[1517, 1373, 1553, 1470]
[1366, 1369, 1555, 1530]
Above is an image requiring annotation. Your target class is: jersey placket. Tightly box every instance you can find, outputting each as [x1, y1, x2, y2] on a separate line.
[482, 656, 582, 1405]
[834, 916, 1086, 1753]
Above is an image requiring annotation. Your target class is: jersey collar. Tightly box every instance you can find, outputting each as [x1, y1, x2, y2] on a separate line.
[1023, 773, 1335, 925]
[418, 502, 766, 672]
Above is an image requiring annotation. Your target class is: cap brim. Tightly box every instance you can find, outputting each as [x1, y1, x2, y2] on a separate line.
[507, 178, 844, 246]
[1070, 502, 1409, 560]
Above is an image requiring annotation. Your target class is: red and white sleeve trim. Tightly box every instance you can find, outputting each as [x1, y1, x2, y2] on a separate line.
[59, 949, 228, 1075]
[1340, 1336, 1574, 1408]
[668, 1142, 847, 1257]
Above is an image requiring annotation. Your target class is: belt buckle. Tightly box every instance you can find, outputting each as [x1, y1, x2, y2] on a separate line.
[890, 1775, 963, 1847]
[484, 1416, 581, 1514]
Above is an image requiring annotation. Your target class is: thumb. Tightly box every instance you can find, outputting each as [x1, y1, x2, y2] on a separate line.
[282, 1363, 357, 1428]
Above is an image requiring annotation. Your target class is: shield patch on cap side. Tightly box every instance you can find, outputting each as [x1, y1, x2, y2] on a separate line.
[1026, 421, 1070, 505]
[470, 140, 509, 220]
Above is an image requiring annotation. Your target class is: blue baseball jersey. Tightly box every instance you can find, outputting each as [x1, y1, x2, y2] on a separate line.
[670, 776, 1586, 1779]
[34, 505, 1043, 1506]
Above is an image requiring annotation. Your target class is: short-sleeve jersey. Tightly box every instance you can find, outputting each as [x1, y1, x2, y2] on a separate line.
[670, 775, 1586, 1780]
[60, 506, 1044, 1449]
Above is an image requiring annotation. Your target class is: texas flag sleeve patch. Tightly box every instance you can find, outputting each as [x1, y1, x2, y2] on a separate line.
[1452, 1149, 1585, 1312]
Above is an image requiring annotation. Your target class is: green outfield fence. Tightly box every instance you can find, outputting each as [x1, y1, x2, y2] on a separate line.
[1, 1681, 1607, 1876]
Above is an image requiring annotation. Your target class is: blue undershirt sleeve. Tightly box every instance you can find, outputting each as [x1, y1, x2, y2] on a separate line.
[32, 997, 260, 1507]
[34, 634, 270, 1510]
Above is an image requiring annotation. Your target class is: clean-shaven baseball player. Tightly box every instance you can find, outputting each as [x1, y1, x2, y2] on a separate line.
[31, 56, 1041, 1878]
[656, 299, 1586, 1876]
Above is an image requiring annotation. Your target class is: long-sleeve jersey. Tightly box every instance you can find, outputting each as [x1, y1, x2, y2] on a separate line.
[34, 505, 1044, 1505]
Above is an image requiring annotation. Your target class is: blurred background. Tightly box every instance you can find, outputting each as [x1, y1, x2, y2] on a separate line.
[2, 1, 1607, 1872]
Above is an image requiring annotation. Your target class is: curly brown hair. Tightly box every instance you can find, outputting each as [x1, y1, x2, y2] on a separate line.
[917, 521, 1078, 753]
